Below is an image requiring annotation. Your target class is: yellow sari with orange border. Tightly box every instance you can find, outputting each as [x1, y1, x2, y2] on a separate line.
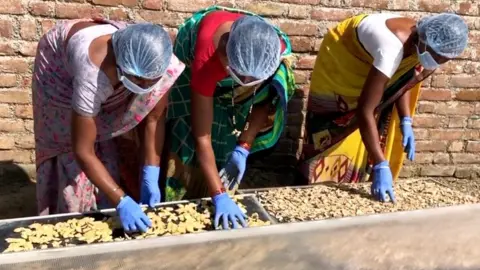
[299, 14, 426, 184]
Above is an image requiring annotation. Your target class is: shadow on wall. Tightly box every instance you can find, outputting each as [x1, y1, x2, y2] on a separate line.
[0, 160, 36, 219]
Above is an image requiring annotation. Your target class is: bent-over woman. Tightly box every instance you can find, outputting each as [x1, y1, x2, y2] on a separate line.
[33, 18, 185, 232]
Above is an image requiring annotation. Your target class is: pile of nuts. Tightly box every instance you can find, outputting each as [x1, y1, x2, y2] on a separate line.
[3, 197, 270, 253]
[257, 179, 480, 223]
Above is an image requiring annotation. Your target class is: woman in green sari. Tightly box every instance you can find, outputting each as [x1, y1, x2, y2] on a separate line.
[164, 6, 295, 229]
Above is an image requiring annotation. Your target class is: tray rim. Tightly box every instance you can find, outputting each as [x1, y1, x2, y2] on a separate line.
[1, 202, 480, 265]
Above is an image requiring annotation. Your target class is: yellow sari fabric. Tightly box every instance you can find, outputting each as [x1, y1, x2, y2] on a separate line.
[301, 14, 422, 184]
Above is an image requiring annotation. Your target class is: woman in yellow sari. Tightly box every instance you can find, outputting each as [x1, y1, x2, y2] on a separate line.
[300, 13, 468, 202]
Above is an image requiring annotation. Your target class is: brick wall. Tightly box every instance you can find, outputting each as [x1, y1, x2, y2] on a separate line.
[0, 0, 479, 182]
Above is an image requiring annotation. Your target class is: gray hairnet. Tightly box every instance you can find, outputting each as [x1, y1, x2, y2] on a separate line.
[226, 16, 282, 80]
[417, 13, 468, 58]
[112, 23, 172, 79]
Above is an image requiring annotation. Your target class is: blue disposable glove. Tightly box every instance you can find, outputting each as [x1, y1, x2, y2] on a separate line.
[219, 146, 249, 191]
[400, 117, 415, 161]
[140, 165, 161, 208]
[117, 196, 152, 233]
[213, 193, 248, 230]
[370, 161, 396, 203]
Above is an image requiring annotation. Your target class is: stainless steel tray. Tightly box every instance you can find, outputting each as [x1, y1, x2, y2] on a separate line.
[0, 194, 275, 253]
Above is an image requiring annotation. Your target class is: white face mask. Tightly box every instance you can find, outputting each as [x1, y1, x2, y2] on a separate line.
[416, 42, 440, 70]
[226, 66, 264, 87]
[117, 68, 160, 95]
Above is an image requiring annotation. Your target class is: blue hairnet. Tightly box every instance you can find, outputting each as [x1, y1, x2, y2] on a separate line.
[417, 13, 468, 58]
[226, 16, 282, 80]
[112, 23, 172, 79]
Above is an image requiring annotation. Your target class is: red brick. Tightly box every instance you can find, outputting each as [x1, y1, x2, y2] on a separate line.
[0, 90, 30, 104]
[55, 3, 104, 19]
[419, 88, 452, 101]
[450, 74, 480, 88]
[438, 61, 464, 74]
[290, 37, 314, 52]
[142, 0, 163, 10]
[244, 2, 288, 17]
[391, 0, 410, 10]
[24, 120, 34, 133]
[0, 137, 15, 150]
[20, 19, 38, 41]
[294, 70, 309, 84]
[454, 167, 478, 179]
[0, 119, 24, 132]
[20, 76, 32, 88]
[455, 90, 480, 101]
[311, 8, 354, 21]
[0, 0, 25, 15]
[464, 62, 480, 74]
[40, 19, 56, 35]
[413, 115, 447, 128]
[457, 2, 478, 16]
[288, 5, 310, 19]
[29, 1, 55, 16]
[351, 0, 388, 9]
[0, 19, 14, 38]
[399, 166, 416, 178]
[412, 153, 433, 164]
[0, 41, 15, 56]
[0, 105, 10, 118]
[0, 74, 16, 87]
[314, 38, 323, 51]
[137, 10, 184, 27]
[420, 165, 455, 177]
[452, 153, 478, 164]
[448, 141, 464, 152]
[418, 0, 451, 13]
[433, 153, 450, 164]
[296, 55, 316, 69]
[278, 0, 320, 4]
[433, 102, 474, 116]
[0, 58, 29, 73]
[448, 116, 467, 128]
[277, 21, 317, 36]
[17, 41, 38, 57]
[166, 0, 214, 12]
[15, 105, 33, 119]
[463, 130, 479, 140]
[469, 31, 480, 44]
[91, 0, 136, 7]
[466, 141, 480, 153]
[109, 8, 129, 20]
[467, 118, 480, 129]
[413, 129, 429, 140]
[428, 129, 464, 141]
[416, 102, 435, 113]
[15, 136, 35, 149]
[416, 140, 448, 152]
[0, 150, 31, 163]
[431, 75, 449, 88]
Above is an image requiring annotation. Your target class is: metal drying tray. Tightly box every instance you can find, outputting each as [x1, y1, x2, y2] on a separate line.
[0, 194, 275, 253]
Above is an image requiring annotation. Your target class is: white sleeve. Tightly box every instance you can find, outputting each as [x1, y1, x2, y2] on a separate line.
[371, 46, 403, 78]
[357, 14, 405, 79]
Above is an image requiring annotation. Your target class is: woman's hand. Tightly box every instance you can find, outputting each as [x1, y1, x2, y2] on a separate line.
[71, 111, 152, 231]
[220, 101, 271, 191]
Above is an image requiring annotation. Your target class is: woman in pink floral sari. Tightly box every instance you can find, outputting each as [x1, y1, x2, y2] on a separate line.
[32, 18, 185, 232]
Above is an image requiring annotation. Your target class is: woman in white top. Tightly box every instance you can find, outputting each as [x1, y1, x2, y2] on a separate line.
[299, 13, 468, 202]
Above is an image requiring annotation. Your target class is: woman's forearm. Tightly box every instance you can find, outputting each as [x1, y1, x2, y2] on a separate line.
[195, 138, 224, 194]
[357, 111, 385, 165]
[238, 102, 271, 145]
[140, 114, 165, 166]
[74, 150, 125, 205]
[395, 90, 411, 119]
